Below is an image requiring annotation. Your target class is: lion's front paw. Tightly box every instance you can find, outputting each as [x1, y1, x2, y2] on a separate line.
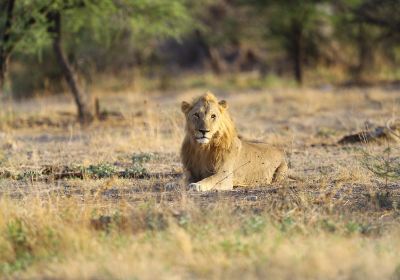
[187, 183, 205, 192]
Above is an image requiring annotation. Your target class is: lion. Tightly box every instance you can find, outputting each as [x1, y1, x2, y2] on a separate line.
[180, 91, 287, 191]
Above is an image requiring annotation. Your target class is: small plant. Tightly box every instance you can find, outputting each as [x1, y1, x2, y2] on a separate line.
[16, 170, 42, 181]
[86, 164, 117, 179]
[361, 146, 400, 186]
[345, 221, 362, 235]
[131, 153, 154, 164]
[126, 153, 152, 178]
[123, 165, 148, 178]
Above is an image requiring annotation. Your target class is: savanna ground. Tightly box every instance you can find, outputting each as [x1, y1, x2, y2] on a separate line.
[0, 83, 400, 279]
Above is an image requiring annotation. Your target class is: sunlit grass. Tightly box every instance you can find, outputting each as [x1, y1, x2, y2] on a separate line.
[0, 86, 399, 279]
[0, 194, 399, 279]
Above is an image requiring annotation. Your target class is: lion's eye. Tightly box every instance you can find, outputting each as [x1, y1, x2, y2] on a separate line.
[211, 114, 216, 119]
[193, 113, 200, 119]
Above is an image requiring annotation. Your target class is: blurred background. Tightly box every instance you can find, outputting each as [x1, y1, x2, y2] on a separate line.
[1, 0, 399, 123]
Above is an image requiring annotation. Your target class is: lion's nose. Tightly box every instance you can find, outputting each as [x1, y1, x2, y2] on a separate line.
[199, 129, 210, 135]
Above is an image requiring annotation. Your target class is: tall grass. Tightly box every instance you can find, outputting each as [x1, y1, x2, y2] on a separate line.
[0, 193, 399, 279]
[1, 87, 400, 279]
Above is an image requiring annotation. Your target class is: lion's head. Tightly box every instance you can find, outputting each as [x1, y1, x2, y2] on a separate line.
[181, 91, 236, 148]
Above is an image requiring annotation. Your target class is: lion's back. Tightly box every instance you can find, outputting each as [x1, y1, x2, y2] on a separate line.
[233, 140, 286, 187]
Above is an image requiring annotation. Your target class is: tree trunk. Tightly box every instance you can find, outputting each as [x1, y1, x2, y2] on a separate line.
[0, 56, 8, 91]
[0, 0, 15, 92]
[0, 54, 10, 95]
[48, 11, 94, 125]
[290, 22, 303, 85]
[356, 23, 372, 80]
[209, 47, 225, 75]
[194, 30, 224, 75]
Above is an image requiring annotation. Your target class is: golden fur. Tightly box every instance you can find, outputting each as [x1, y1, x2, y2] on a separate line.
[181, 91, 287, 191]
[181, 93, 235, 174]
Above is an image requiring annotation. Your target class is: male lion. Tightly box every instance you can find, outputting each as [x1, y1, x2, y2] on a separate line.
[181, 91, 287, 191]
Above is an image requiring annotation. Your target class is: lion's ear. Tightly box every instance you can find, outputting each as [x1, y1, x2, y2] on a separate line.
[181, 101, 191, 114]
[218, 100, 228, 110]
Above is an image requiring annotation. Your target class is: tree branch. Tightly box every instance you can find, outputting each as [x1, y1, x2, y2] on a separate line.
[4, 0, 86, 55]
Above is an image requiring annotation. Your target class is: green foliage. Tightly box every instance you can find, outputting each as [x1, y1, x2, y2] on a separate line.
[128, 0, 193, 42]
[63, 0, 193, 48]
[125, 153, 153, 177]
[2, 161, 150, 181]
[85, 162, 149, 179]
[3, 0, 400, 94]
[1, 1, 51, 56]
[86, 161, 149, 179]
[5, 0, 193, 56]
[2, 0, 194, 95]
[122, 165, 148, 178]
[241, 1, 331, 47]
[86, 163, 117, 179]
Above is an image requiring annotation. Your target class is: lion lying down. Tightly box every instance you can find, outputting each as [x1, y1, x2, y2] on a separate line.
[181, 91, 287, 191]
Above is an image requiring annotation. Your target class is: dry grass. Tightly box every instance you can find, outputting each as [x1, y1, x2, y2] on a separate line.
[0, 86, 400, 279]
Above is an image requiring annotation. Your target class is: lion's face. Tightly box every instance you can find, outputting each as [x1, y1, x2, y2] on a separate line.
[182, 94, 228, 145]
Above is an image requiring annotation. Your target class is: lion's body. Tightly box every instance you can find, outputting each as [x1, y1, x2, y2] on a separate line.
[233, 141, 288, 186]
[180, 92, 287, 191]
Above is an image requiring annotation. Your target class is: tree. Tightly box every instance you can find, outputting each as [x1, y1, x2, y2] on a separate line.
[0, 0, 14, 88]
[0, 0, 54, 94]
[331, 0, 400, 80]
[240, 0, 331, 85]
[47, 9, 94, 124]
[0, 0, 192, 124]
[354, 0, 400, 72]
[354, 0, 400, 34]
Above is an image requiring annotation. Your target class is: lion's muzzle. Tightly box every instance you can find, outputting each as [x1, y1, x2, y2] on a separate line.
[195, 129, 211, 144]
